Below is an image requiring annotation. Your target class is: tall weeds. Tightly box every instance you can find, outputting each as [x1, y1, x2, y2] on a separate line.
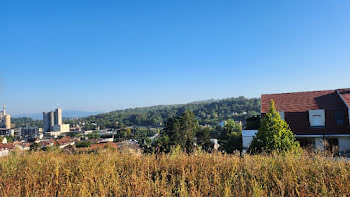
[0, 150, 349, 196]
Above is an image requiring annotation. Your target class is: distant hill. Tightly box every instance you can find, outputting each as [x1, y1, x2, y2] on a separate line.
[70, 96, 260, 129]
[12, 111, 102, 120]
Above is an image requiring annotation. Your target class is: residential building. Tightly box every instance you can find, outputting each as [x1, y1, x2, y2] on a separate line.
[243, 88, 350, 153]
[54, 136, 75, 148]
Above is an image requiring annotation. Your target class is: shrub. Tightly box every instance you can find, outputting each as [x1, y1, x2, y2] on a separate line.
[30, 143, 40, 151]
[75, 141, 92, 148]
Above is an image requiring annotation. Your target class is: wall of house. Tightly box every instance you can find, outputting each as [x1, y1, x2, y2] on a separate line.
[283, 110, 350, 135]
[338, 137, 350, 153]
[278, 111, 285, 120]
[0, 149, 9, 157]
[242, 130, 258, 150]
[314, 138, 324, 151]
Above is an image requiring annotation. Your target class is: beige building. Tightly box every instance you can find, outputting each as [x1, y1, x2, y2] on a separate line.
[0, 105, 11, 130]
[43, 108, 69, 137]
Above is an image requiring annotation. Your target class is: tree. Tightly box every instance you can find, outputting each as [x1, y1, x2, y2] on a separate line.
[139, 137, 153, 153]
[159, 111, 199, 153]
[87, 132, 100, 139]
[153, 134, 171, 153]
[196, 127, 213, 151]
[125, 128, 132, 136]
[249, 100, 299, 154]
[219, 119, 242, 153]
[6, 136, 13, 143]
[30, 143, 40, 151]
[83, 124, 95, 131]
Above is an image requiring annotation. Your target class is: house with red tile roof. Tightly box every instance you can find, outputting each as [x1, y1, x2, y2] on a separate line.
[38, 139, 55, 147]
[54, 136, 75, 148]
[0, 142, 31, 155]
[258, 88, 350, 153]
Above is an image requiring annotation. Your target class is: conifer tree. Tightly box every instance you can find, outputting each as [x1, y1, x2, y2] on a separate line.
[249, 100, 299, 153]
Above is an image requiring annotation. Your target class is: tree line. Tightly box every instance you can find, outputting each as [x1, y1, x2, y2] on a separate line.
[140, 100, 299, 154]
[140, 111, 243, 154]
[68, 96, 260, 130]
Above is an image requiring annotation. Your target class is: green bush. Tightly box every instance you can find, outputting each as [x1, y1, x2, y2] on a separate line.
[75, 141, 92, 148]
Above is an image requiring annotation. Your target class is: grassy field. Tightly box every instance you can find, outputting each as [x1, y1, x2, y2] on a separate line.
[0, 150, 350, 196]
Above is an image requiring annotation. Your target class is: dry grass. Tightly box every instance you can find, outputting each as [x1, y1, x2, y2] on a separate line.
[0, 150, 350, 197]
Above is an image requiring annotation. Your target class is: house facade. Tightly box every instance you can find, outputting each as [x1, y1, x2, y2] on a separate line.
[258, 88, 350, 153]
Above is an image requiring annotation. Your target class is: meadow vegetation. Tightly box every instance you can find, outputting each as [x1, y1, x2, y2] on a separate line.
[0, 149, 350, 197]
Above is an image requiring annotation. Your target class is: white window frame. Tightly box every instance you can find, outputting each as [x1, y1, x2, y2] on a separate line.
[308, 109, 325, 127]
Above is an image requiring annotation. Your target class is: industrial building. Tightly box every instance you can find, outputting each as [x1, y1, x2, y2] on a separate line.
[17, 125, 43, 139]
[43, 108, 70, 137]
[0, 105, 11, 130]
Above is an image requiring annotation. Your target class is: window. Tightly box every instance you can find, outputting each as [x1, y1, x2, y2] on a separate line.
[296, 137, 315, 148]
[312, 115, 322, 126]
[309, 110, 325, 127]
[335, 111, 344, 125]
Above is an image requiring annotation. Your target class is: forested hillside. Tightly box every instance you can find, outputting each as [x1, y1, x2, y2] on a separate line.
[72, 96, 260, 129]
[11, 117, 43, 128]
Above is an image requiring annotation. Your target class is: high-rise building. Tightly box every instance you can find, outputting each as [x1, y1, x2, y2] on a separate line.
[0, 105, 11, 130]
[43, 108, 69, 136]
[43, 112, 50, 133]
[55, 108, 62, 125]
[49, 111, 55, 129]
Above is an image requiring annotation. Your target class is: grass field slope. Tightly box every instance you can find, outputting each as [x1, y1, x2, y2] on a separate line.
[1, 150, 350, 196]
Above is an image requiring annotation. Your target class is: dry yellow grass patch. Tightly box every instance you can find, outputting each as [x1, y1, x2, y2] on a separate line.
[0, 150, 349, 196]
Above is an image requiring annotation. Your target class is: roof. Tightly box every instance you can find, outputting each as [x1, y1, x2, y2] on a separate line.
[261, 89, 349, 113]
[0, 143, 15, 150]
[337, 88, 350, 108]
[38, 139, 55, 146]
[0, 143, 29, 150]
[55, 136, 73, 146]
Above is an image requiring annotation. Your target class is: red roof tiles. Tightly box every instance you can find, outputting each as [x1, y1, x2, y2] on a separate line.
[39, 139, 55, 146]
[0, 143, 15, 150]
[261, 89, 349, 113]
[55, 136, 73, 146]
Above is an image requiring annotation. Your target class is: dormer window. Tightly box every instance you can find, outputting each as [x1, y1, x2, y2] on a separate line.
[309, 109, 325, 127]
[335, 111, 344, 125]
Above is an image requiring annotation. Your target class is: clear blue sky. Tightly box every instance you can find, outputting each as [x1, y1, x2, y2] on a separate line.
[1, 0, 350, 114]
